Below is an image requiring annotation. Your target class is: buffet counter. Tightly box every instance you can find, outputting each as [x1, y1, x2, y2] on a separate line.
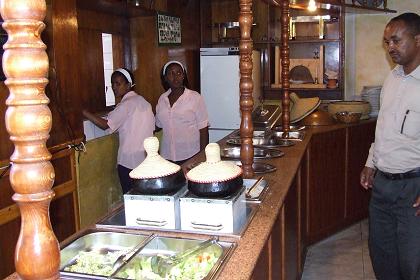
[4, 119, 376, 280]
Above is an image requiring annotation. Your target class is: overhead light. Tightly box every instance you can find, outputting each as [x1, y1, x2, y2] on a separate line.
[307, 0, 317, 12]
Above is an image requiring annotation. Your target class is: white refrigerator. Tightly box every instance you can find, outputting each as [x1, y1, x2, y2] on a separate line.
[200, 47, 261, 142]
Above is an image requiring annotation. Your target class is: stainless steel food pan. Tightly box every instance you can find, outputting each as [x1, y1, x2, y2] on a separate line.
[221, 146, 285, 159]
[60, 231, 150, 278]
[272, 131, 305, 141]
[113, 236, 235, 280]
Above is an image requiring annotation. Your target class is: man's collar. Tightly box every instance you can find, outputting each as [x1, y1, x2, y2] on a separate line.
[393, 65, 420, 80]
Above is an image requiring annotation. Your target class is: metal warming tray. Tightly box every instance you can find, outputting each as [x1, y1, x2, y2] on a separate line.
[60, 231, 151, 279]
[113, 236, 235, 280]
[252, 105, 282, 130]
[221, 146, 284, 159]
[244, 178, 269, 203]
[60, 231, 235, 280]
[272, 131, 305, 141]
[226, 137, 295, 148]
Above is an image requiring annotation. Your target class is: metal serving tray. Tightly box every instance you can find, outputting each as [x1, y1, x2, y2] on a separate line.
[226, 137, 295, 148]
[60, 231, 151, 279]
[244, 178, 269, 203]
[272, 131, 305, 141]
[113, 236, 235, 280]
[272, 125, 306, 131]
[221, 146, 285, 159]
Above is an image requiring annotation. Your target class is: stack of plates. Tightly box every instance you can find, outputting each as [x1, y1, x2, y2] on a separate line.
[361, 86, 381, 117]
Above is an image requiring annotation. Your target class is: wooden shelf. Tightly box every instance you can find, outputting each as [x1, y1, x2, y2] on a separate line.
[342, 4, 396, 14]
[255, 39, 340, 45]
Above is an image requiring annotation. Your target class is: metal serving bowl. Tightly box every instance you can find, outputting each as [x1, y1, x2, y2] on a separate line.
[221, 147, 284, 159]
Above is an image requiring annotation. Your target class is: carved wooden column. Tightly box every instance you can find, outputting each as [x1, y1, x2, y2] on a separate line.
[281, 0, 290, 131]
[239, 0, 254, 178]
[1, 1, 60, 280]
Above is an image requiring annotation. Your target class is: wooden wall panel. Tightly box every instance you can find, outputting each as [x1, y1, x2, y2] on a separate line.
[78, 29, 106, 111]
[130, 15, 168, 109]
[167, 0, 202, 91]
[0, 218, 20, 278]
[46, 0, 84, 147]
[0, 83, 13, 160]
[77, 9, 127, 33]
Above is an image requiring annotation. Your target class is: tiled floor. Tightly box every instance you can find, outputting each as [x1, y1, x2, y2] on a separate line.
[302, 219, 377, 280]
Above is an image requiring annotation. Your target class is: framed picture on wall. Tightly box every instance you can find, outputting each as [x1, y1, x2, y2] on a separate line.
[156, 12, 181, 46]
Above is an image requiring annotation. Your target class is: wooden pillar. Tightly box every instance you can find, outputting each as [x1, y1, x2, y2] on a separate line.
[239, 0, 254, 178]
[281, 0, 290, 131]
[1, 1, 60, 279]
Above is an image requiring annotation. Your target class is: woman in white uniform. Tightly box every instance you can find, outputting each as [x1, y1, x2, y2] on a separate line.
[83, 68, 155, 193]
[156, 61, 209, 164]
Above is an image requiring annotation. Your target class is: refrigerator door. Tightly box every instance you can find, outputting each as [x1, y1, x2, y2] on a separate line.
[201, 54, 241, 130]
[200, 49, 261, 143]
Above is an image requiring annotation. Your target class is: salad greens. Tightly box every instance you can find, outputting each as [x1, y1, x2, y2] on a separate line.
[116, 251, 221, 280]
[64, 249, 125, 276]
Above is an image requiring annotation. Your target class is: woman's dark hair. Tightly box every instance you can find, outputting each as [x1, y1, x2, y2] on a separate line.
[389, 12, 420, 36]
[160, 62, 190, 91]
[111, 67, 135, 85]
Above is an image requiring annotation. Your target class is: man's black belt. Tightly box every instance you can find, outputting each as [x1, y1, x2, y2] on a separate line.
[378, 167, 420, 180]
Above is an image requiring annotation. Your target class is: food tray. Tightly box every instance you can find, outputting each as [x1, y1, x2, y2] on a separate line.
[221, 147, 284, 159]
[233, 161, 276, 174]
[226, 137, 295, 148]
[272, 125, 306, 132]
[272, 131, 305, 141]
[112, 236, 235, 280]
[60, 231, 151, 279]
[244, 178, 269, 203]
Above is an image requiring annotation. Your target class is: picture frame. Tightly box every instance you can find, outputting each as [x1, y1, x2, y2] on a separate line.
[156, 12, 181, 46]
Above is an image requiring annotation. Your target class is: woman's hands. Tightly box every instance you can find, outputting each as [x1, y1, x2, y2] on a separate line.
[82, 109, 109, 130]
[360, 166, 375, 190]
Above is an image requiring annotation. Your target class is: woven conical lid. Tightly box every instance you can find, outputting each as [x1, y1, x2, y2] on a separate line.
[290, 92, 321, 123]
[186, 143, 242, 183]
[129, 137, 180, 179]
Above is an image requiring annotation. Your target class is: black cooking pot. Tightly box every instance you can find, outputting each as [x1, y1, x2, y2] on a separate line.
[188, 175, 243, 198]
[131, 169, 186, 195]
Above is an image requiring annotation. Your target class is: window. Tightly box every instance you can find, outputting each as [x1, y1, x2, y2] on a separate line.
[102, 33, 115, 106]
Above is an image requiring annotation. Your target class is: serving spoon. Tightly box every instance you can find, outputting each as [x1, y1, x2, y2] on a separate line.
[109, 234, 156, 276]
[150, 236, 218, 277]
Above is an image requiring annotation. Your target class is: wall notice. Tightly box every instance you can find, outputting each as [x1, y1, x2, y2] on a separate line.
[157, 13, 181, 45]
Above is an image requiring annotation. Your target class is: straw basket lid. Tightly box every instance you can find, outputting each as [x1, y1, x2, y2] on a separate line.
[290, 93, 321, 123]
[186, 143, 242, 183]
[129, 137, 180, 179]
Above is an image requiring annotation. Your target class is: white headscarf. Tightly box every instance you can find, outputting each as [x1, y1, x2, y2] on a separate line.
[162, 61, 186, 76]
[114, 68, 135, 87]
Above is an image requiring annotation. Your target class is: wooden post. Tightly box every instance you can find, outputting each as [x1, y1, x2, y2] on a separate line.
[239, 0, 254, 178]
[1, 1, 60, 279]
[281, 0, 291, 132]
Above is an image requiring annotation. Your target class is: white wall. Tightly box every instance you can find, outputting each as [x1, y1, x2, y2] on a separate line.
[345, 0, 420, 99]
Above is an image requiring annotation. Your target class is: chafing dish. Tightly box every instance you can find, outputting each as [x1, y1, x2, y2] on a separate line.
[60, 231, 151, 278]
[272, 125, 306, 131]
[60, 231, 235, 280]
[221, 146, 284, 159]
[271, 131, 306, 141]
[232, 161, 276, 174]
[226, 137, 295, 148]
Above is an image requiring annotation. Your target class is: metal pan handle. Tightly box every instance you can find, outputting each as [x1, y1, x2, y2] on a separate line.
[136, 218, 167, 227]
[191, 221, 224, 231]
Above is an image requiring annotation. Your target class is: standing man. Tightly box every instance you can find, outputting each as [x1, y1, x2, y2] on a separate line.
[360, 12, 420, 280]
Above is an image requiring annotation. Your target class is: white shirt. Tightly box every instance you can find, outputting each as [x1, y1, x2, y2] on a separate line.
[107, 91, 155, 169]
[156, 88, 209, 161]
[365, 65, 420, 173]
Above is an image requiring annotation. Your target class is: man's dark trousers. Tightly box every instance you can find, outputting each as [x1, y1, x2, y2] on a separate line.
[369, 172, 420, 280]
